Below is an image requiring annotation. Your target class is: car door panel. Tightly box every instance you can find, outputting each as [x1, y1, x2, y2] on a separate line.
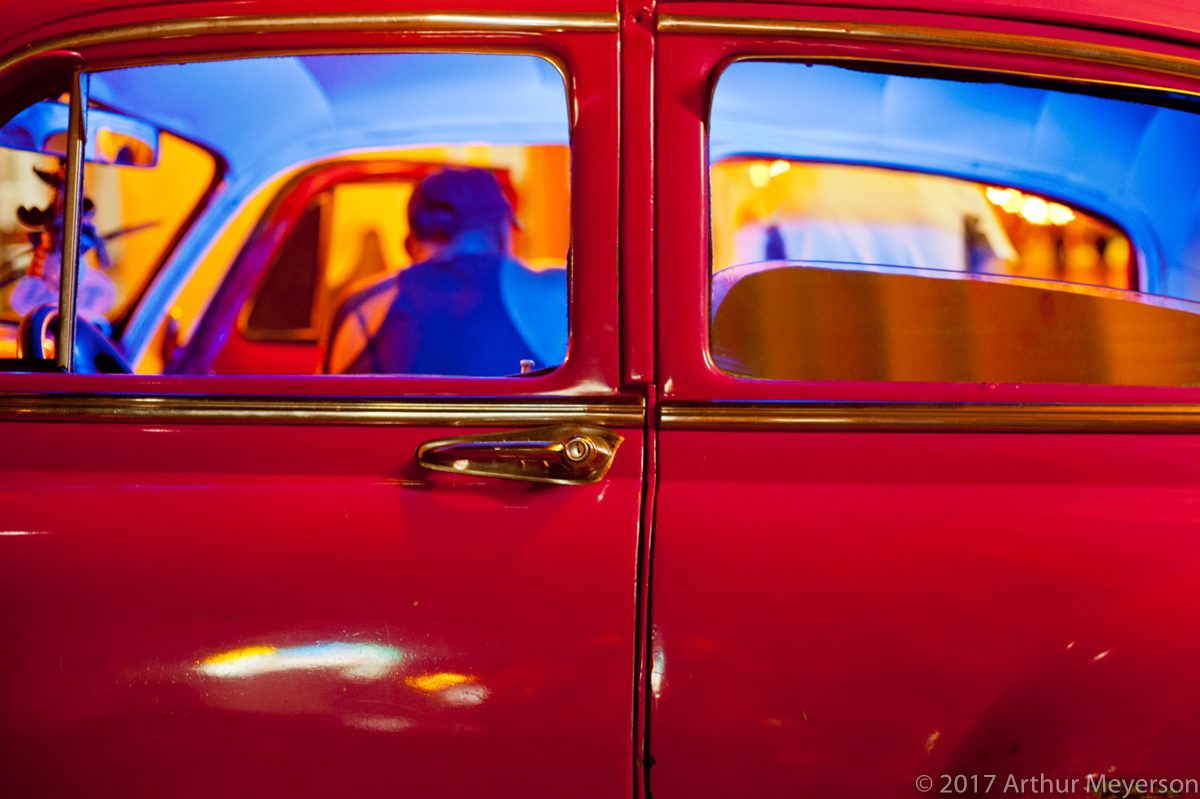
[651, 428, 1200, 795]
[0, 412, 643, 796]
[0, 5, 635, 797]
[649, 5, 1200, 797]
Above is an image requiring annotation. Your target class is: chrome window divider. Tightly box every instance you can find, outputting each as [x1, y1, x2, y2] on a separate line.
[55, 68, 88, 372]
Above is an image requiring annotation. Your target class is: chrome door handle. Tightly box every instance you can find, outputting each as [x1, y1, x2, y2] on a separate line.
[416, 424, 623, 485]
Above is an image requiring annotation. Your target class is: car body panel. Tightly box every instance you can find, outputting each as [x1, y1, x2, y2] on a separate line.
[654, 9, 1200, 405]
[649, 6, 1200, 798]
[3, 0, 1200, 796]
[654, 0, 1200, 43]
[0, 18, 621, 396]
[0, 4, 642, 797]
[650, 429, 1200, 795]
[0, 417, 643, 796]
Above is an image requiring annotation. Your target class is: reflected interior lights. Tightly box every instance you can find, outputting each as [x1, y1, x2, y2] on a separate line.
[197, 642, 404, 680]
[986, 186, 1076, 226]
[405, 672, 475, 692]
[404, 671, 489, 705]
[650, 646, 666, 699]
[748, 159, 792, 188]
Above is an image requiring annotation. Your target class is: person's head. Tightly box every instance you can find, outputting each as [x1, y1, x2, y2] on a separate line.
[406, 166, 515, 261]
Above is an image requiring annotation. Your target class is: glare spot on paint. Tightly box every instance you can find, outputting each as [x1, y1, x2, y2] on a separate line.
[405, 672, 474, 692]
[345, 715, 413, 733]
[197, 642, 403, 680]
[651, 642, 666, 700]
[441, 684, 489, 706]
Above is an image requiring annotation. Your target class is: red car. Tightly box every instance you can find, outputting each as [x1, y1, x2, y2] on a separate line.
[2, 0, 1200, 797]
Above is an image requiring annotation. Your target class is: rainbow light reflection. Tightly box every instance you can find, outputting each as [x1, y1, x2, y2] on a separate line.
[197, 642, 404, 680]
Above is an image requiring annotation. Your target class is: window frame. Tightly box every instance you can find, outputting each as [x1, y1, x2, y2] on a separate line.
[0, 17, 621, 398]
[655, 9, 1200, 407]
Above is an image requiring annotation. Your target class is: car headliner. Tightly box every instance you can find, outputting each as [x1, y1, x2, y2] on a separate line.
[91, 54, 569, 183]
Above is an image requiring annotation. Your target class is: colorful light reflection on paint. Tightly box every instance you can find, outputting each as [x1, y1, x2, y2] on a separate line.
[405, 672, 475, 692]
[197, 642, 404, 680]
[405, 672, 490, 705]
[651, 642, 666, 700]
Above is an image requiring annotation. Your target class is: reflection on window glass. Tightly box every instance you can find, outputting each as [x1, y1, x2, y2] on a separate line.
[0, 108, 216, 364]
[234, 147, 570, 377]
[122, 53, 572, 378]
[709, 62, 1200, 385]
[0, 148, 56, 359]
[0, 53, 570, 376]
[89, 131, 218, 322]
[711, 160, 1135, 290]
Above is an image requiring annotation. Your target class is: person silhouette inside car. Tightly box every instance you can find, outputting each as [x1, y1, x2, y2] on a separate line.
[325, 166, 565, 376]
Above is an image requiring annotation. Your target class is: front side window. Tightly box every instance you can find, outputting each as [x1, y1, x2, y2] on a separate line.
[1, 52, 571, 378]
[709, 62, 1200, 385]
[0, 101, 217, 363]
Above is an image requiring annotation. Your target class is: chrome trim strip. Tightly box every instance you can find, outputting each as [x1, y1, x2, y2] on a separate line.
[660, 402, 1200, 433]
[657, 15, 1200, 87]
[0, 394, 644, 427]
[1, 12, 618, 73]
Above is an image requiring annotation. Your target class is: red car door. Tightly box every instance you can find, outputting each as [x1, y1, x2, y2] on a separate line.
[0, 5, 643, 797]
[650, 3, 1200, 797]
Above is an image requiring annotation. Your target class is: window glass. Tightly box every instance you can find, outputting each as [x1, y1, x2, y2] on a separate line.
[0, 147, 58, 360]
[0, 99, 217, 364]
[233, 147, 569, 377]
[709, 62, 1200, 385]
[5, 53, 571, 376]
[712, 160, 1135, 289]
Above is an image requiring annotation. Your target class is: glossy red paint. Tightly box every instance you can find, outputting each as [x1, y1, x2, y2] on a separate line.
[0, 3, 640, 796]
[654, 5, 1200, 405]
[0, 18, 621, 399]
[657, 0, 1200, 42]
[619, 0, 657, 386]
[618, 1, 659, 794]
[4, 0, 1200, 796]
[651, 430, 1200, 795]
[0, 0, 618, 62]
[0, 420, 643, 796]
[649, 5, 1200, 798]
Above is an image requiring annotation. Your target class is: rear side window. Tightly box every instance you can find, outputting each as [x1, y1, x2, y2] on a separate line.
[708, 62, 1200, 385]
